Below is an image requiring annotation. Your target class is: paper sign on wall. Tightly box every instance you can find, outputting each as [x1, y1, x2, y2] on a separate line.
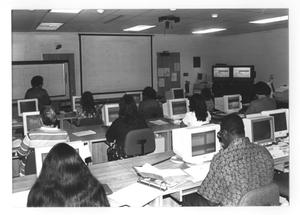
[158, 78, 165, 87]
[164, 68, 170, 77]
[158, 68, 170, 77]
[171, 73, 177, 82]
[174, 62, 180, 72]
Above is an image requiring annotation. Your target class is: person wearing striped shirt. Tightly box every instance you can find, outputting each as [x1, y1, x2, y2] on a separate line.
[17, 106, 69, 176]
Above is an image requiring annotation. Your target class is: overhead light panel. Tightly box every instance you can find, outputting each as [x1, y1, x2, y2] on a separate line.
[123, 25, 156, 32]
[211, 13, 218, 18]
[97, 9, 104, 14]
[36, 22, 63, 31]
[192, 28, 226, 34]
[249, 15, 288, 24]
[50, 9, 81, 13]
[170, 9, 177, 11]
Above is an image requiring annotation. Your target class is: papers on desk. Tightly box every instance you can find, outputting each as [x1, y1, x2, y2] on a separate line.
[108, 182, 163, 207]
[183, 162, 211, 183]
[72, 130, 96, 137]
[149, 119, 169, 125]
[134, 163, 187, 190]
[12, 190, 30, 207]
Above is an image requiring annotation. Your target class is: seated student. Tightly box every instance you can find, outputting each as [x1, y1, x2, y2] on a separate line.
[245, 81, 277, 115]
[75, 91, 102, 126]
[25, 75, 51, 111]
[138, 86, 163, 119]
[182, 114, 274, 206]
[106, 94, 148, 160]
[201, 87, 215, 113]
[17, 106, 69, 176]
[182, 94, 211, 127]
[27, 143, 110, 207]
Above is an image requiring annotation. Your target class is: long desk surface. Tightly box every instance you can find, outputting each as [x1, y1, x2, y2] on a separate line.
[64, 118, 181, 142]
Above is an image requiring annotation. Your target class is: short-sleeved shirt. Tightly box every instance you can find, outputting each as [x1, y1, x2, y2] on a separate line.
[198, 137, 274, 206]
[245, 97, 276, 115]
[75, 105, 102, 126]
[182, 111, 211, 127]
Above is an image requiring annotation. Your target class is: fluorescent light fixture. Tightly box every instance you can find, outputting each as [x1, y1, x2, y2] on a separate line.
[36, 22, 63, 30]
[249, 15, 288, 24]
[192, 28, 226, 34]
[97, 9, 104, 13]
[170, 9, 177, 11]
[211, 13, 218, 18]
[50, 9, 81, 13]
[123, 25, 156, 32]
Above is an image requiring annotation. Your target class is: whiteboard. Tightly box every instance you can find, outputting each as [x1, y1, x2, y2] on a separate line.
[80, 35, 152, 94]
[12, 62, 68, 100]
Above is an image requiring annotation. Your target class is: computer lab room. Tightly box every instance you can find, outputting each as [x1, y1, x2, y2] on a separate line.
[11, 8, 290, 207]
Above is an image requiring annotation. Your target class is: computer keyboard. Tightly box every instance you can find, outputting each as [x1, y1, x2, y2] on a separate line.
[266, 143, 289, 159]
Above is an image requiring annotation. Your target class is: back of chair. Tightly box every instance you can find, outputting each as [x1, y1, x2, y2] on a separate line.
[238, 183, 280, 206]
[124, 128, 155, 157]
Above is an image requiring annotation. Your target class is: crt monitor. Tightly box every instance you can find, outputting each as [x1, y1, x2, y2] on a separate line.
[212, 66, 230, 78]
[172, 123, 221, 164]
[162, 98, 189, 120]
[261, 109, 289, 138]
[102, 103, 119, 126]
[17, 98, 38, 117]
[232, 66, 254, 78]
[243, 115, 275, 146]
[72, 96, 81, 112]
[125, 92, 143, 104]
[22, 111, 42, 135]
[214, 94, 242, 113]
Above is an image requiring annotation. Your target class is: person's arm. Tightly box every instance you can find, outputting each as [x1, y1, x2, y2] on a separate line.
[105, 120, 118, 143]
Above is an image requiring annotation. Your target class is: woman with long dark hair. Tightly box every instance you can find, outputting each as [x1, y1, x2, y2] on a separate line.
[138, 86, 163, 119]
[27, 143, 110, 207]
[106, 94, 148, 160]
[182, 94, 211, 127]
[76, 91, 102, 126]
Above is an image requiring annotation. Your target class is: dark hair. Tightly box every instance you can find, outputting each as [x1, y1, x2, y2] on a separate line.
[80, 91, 96, 114]
[31, 75, 43, 88]
[41, 106, 57, 126]
[119, 94, 138, 122]
[189, 94, 208, 121]
[27, 143, 109, 207]
[254, 81, 271, 96]
[142, 87, 157, 100]
[221, 114, 245, 137]
[201, 88, 213, 100]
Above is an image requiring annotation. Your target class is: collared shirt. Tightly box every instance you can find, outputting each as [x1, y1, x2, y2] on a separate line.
[182, 111, 211, 127]
[198, 137, 274, 206]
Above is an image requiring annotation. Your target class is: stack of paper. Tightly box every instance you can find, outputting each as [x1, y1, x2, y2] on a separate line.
[72, 130, 96, 137]
[108, 183, 163, 207]
[184, 163, 210, 183]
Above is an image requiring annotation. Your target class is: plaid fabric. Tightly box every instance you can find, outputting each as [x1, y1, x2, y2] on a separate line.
[198, 137, 274, 206]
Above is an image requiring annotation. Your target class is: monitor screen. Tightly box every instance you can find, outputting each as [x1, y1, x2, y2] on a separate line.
[73, 96, 81, 112]
[252, 119, 272, 142]
[213, 67, 230, 78]
[228, 96, 240, 109]
[172, 101, 187, 115]
[108, 106, 119, 122]
[270, 112, 287, 132]
[191, 130, 216, 156]
[26, 115, 42, 131]
[173, 89, 184, 99]
[233, 67, 251, 78]
[20, 101, 37, 114]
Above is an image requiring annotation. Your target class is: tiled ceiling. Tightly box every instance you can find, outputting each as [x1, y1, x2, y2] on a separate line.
[12, 9, 288, 36]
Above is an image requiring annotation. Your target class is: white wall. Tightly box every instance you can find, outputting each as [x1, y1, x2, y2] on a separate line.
[211, 28, 289, 88]
[12, 27, 288, 96]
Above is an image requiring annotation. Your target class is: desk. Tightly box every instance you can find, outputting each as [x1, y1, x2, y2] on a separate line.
[62, 118, 180, 164]
[13, 151, 201, 206]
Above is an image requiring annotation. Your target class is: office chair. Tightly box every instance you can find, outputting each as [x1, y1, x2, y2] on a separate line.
[238, 183, 280, 206]
[123, 128, 155, 157]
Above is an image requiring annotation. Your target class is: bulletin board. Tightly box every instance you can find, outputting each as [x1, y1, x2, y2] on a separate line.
[156, 52, 180, 97]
